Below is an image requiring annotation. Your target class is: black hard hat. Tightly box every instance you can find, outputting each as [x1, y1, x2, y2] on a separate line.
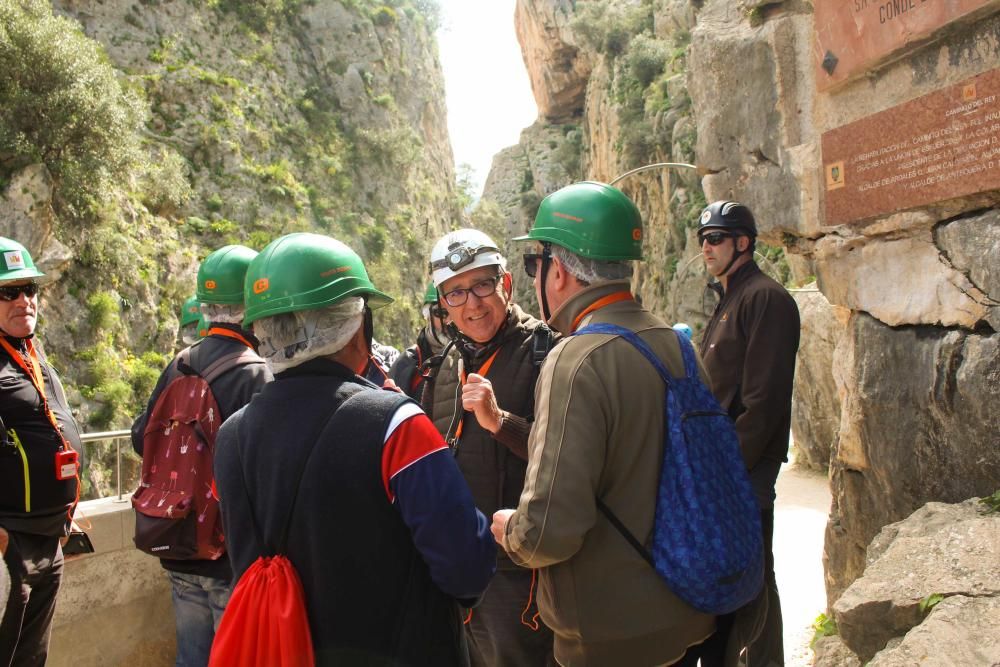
[698, 201, 757, 237]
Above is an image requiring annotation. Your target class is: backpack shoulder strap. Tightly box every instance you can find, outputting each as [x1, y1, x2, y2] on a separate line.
[531, 323, 555, 367]
[572, 322, 679, 567]
[572, 322, 672, 385]
[201, 349, 265, 385]
[673, 330, 701, 381]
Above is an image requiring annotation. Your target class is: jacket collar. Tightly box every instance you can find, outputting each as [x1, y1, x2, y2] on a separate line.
[454, 304, 532, 366]
[710, 260, 761, 298]
[275, 356, 376, 388]
[549, 280, 632, 335]
[209, 321, 261, 348]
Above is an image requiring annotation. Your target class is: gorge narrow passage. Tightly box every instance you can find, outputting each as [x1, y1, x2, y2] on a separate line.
[774, 458, 832, 666]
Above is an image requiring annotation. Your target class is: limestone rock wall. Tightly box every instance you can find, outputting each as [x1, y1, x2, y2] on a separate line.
[490, 0, 709, 329]
[791, 286, 845, 471]
[515, 0, 590, 121]
[688, 0, 1000, 606]
[499, 0, 1000, 610]
[0, 1, 457, 435]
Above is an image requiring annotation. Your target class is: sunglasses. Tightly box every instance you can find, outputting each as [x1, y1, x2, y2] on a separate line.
[0, 283, 39, 302]
[522, 245, 554, 278]
[698, 232, 734, 246]
[441, 275, 502, 307]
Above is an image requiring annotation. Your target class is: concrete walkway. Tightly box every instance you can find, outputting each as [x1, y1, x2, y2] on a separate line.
[774, 459, 832, 667]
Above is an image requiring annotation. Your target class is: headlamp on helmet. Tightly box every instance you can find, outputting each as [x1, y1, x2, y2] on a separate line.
[429, 229, 506, 287]
[430, 243, 501, 274]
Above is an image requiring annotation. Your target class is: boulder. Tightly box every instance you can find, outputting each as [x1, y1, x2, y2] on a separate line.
[812, 635, 861, 667]
[812, 225, 994, 329]
[867, 595, 1000, 666]
[833, 500, 1000, 663]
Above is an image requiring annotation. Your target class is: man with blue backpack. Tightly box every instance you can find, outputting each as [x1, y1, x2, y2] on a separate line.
[492, 182, 764, 666]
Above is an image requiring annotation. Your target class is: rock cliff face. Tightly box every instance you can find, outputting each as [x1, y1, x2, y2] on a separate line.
[495, 0, 1000, 612]
[50, 0, 456, 342]
[1, 1, 457, 497]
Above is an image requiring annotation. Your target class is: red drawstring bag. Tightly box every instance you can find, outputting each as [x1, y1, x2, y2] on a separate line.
[208, 555, 315, 667]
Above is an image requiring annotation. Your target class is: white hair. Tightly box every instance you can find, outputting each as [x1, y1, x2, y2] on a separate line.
[200, 303, 245, 325]
[253, 297, 365, 374]
[550, 245, 633, 285]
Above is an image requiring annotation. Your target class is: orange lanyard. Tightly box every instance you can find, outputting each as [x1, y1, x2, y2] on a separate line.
[207, 326, 255, 349]
[454, 348, 501, 441]
[570, 291, 634, 332]
[0, 337, 71, 450]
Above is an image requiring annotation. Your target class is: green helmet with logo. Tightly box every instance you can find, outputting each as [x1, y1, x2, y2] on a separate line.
[179, 295, 202, 327]
[513, 181, 643, 261]
[243, 233, 392, 326]
[196, 245, 258, 305]
[423, 281, 438, 304]
[0, 238, 45, 284]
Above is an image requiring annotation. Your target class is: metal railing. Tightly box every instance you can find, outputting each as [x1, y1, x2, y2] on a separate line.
[78, 429, 133, 502]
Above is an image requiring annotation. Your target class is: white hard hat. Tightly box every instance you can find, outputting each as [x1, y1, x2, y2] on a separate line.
[429, 229, 506, 287]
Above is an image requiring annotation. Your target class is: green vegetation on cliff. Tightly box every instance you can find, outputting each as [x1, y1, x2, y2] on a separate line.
[1, 0, 455, 495]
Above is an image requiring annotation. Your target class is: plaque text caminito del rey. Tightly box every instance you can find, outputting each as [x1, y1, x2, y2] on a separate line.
[822, 68, 1000, 225]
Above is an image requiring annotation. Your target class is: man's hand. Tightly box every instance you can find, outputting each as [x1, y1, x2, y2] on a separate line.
[382, 378, 403, 393]
[462, 373, 503, 434]
[491, 509, 515, 546]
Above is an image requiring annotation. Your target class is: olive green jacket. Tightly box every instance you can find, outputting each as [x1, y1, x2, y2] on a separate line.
[502, 281, 714, 667]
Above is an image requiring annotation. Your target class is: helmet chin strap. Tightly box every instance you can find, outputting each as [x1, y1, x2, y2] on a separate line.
[363, 305, 374, 353]
[538, 243, 553, 323]
[718, 235, 750, 281]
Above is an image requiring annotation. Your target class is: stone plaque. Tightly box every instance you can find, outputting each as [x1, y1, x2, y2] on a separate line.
[823, 68, 1000, 225]
[814, 0, 1000, 90]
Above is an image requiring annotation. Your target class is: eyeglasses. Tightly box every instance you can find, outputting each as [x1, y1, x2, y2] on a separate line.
[0, 283, 39, 302]
[698, 232, 734, 247]
[441, 275, 501, 307]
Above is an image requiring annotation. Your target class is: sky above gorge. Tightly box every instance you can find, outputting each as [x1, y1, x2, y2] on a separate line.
[436, 0, 538, 197]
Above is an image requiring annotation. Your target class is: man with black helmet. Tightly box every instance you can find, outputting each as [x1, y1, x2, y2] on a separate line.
[0, 238, 84, 666]
[423, 229, 556, 667]
[698, 201, 800, 666]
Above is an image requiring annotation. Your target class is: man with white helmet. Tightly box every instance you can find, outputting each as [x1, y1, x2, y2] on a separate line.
[423, 229, 556, 667]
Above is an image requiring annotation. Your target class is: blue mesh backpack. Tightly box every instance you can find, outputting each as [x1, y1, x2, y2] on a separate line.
[572, 323, 763, 615]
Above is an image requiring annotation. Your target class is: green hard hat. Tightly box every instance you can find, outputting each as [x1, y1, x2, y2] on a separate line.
[423, 281, 438, 304]
[243, 233, 392, 325]
[179, 295, 202, 327]
[513, 181, 643, 260]
[0, 237, 45, 284]
[196, 245, 258, 305]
